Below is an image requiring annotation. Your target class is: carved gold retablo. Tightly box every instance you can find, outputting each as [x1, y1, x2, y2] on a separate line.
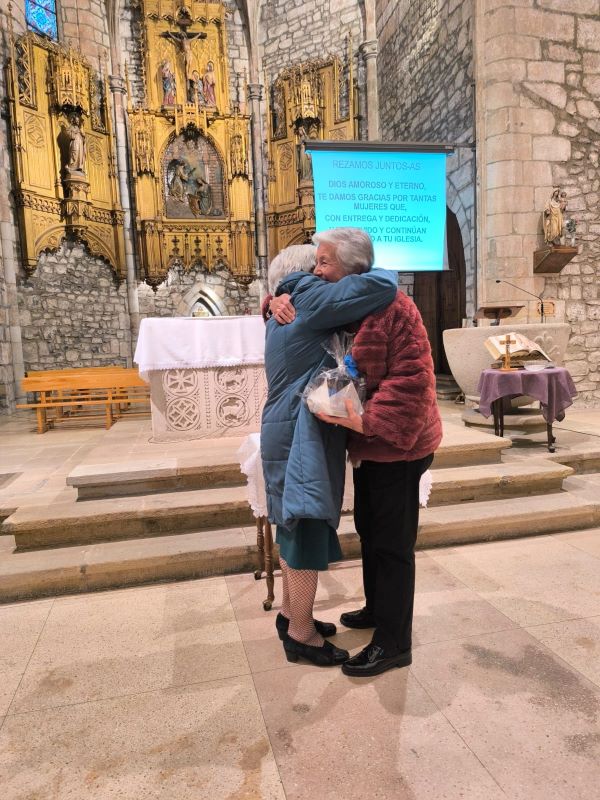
[128, 1, 254, 287]
[5, 29, 124, 277]
[266, 42, 356, 259]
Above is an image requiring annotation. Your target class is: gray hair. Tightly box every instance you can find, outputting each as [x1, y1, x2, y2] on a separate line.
[267, 244, 316, 294]
[312, 227, 374, 275]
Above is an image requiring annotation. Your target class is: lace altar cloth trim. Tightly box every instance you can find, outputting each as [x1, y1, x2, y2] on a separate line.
[134, 316, 265, 379]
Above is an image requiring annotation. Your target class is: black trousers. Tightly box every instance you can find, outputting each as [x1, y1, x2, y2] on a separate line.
[353, 454, 433, 653]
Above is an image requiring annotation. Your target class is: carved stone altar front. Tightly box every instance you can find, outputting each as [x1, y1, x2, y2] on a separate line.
[148, 365, 266, 441]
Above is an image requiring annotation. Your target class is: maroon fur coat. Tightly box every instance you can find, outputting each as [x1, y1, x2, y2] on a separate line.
[348, 290, 443, 463]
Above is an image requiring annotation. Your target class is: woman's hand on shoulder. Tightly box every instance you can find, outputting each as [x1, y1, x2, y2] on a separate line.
[270, 293, 296, 324]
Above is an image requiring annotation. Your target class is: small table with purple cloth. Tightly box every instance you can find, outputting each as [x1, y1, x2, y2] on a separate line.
[477, 367, 577, 452]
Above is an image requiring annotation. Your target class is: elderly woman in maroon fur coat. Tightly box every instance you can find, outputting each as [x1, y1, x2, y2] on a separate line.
[270, 227, 442, 678]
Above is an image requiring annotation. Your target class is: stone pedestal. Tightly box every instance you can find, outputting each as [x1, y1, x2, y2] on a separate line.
[443, 323, 571, 403]
[148, 364, 267, 442]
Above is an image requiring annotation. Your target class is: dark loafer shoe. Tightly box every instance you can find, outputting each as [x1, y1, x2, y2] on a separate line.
[275, 612, 337, 641]
[339, 607, 376, 629]
[283, 636, 349, 666]
[342, 644, 412, 677]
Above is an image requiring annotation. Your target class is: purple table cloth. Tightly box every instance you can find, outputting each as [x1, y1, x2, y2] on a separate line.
[477, 367, 577, 423]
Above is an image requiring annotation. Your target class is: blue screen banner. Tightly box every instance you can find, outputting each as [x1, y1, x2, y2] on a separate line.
[307, 148, 448, 272]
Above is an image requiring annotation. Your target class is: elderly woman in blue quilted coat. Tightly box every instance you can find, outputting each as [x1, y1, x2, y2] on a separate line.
[261, 231, 396, 667]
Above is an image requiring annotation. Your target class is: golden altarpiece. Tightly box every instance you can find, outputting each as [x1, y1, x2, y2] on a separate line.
[266, 51, 356, 257]
[127, 1, 254, 287]
[5, 28, 125, 277]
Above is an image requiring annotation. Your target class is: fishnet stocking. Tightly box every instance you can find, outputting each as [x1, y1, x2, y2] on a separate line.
[280, 557, 291, 619]
[280, 557, 323, 646]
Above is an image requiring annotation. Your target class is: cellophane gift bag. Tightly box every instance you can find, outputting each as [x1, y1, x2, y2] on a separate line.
[303, 333, 365, 418]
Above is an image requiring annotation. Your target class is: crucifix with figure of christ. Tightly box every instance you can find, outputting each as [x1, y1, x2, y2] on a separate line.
[499, 334, 517, 371]
[160, 25, 207, 103]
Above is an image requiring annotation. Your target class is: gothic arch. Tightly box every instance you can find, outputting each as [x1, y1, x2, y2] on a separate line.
[179, 283, 226, 316]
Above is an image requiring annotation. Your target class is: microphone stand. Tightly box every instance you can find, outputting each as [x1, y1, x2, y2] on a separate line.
[495, 279, 545, 324]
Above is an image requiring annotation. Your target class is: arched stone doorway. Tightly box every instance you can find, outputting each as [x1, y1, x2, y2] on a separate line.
[413, 206, 466, 375]
[179, 285, 226, 317]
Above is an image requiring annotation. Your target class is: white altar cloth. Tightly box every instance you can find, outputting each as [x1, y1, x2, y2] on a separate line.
[134, 316, 265, 379]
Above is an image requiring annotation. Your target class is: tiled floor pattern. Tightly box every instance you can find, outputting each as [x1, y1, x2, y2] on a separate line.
[1, 531, 599, 799]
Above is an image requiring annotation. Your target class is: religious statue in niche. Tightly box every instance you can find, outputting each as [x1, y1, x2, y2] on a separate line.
[203, 61, 217, 107]
[271, 81, 286, 139]
[160, 60, 177, 106]
[230, 134, 247, 177]
[191, 69, 206, 106]
[163, 134, 224, 219]
[543, 186, 566, 245]
[58, 113, 87, 175]
[296, 122, 319, 182]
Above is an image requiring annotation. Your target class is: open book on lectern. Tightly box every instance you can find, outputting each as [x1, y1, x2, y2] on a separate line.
[485, 332, 551, 364]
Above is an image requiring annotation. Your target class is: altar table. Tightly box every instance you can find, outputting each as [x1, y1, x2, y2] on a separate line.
[134, 316, 267, 442]
[477, 367, 577, 452]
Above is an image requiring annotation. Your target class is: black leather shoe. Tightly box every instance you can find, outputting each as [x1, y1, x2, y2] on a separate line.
[283, 636, 349, 666]
[275, 612, 337, 641]
[342, 644, 412, 677]
[340, 607, 376, 629]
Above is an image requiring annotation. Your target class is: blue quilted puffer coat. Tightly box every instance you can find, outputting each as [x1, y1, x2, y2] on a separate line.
[261, 269, 397, 531]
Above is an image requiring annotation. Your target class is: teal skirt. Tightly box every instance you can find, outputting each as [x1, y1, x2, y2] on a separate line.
[276, 519, 343, 571]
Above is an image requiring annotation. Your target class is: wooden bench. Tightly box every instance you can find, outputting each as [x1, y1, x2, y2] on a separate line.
[18, 368, 150, 433]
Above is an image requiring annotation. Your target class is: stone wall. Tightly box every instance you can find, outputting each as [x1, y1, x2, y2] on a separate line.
[18, 243, 131, 371]
[226, 4, 251, 111]
[259, 0, 363, 79]
[0, 248, 13, 411]
[137, 262, 261, 319]
[59, 0, 111, 62]
[376, 0, 475, 315]
[480, 1, 600, 406]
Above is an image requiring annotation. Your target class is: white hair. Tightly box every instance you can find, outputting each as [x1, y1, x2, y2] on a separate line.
[312, 227, 374, 274]
[267, 244, 316, 294]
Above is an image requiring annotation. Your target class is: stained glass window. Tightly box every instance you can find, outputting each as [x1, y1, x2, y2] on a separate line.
[26, 0, 59, 41]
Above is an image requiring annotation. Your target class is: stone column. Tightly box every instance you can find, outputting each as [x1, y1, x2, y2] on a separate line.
[0, 220, 24, 408]
[360, 40, 380, 140]
[247, 82, 268, 287]
[0, 126, 25, 406]
[109, 74, 140, 360]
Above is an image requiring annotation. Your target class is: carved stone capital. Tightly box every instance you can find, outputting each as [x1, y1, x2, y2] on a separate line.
[360, 40, 379, 61]
[246, 83, 263, 102]
[109, 75, 127, 94]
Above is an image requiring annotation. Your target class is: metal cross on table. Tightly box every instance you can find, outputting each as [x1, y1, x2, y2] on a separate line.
[499, 334, 516, 371]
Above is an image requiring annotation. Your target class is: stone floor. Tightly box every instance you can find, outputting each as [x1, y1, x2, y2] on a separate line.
[1, 406, 600, 797]
[1, 534, 600, 800]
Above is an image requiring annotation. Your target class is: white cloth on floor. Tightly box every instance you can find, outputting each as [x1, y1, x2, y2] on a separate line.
[134, 316, 265, 379]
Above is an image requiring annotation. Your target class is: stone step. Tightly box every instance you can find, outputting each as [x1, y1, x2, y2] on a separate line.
[429, 459, 572, 505]
[5, 487, 255, 551]
[462, 407, 547, 433]
[548, 448, 600, 475]
[5, 460, 572, 551]
[1, 493, 598, 603]
[67, 459, 244, 500]
[67, 421, 511, 500]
